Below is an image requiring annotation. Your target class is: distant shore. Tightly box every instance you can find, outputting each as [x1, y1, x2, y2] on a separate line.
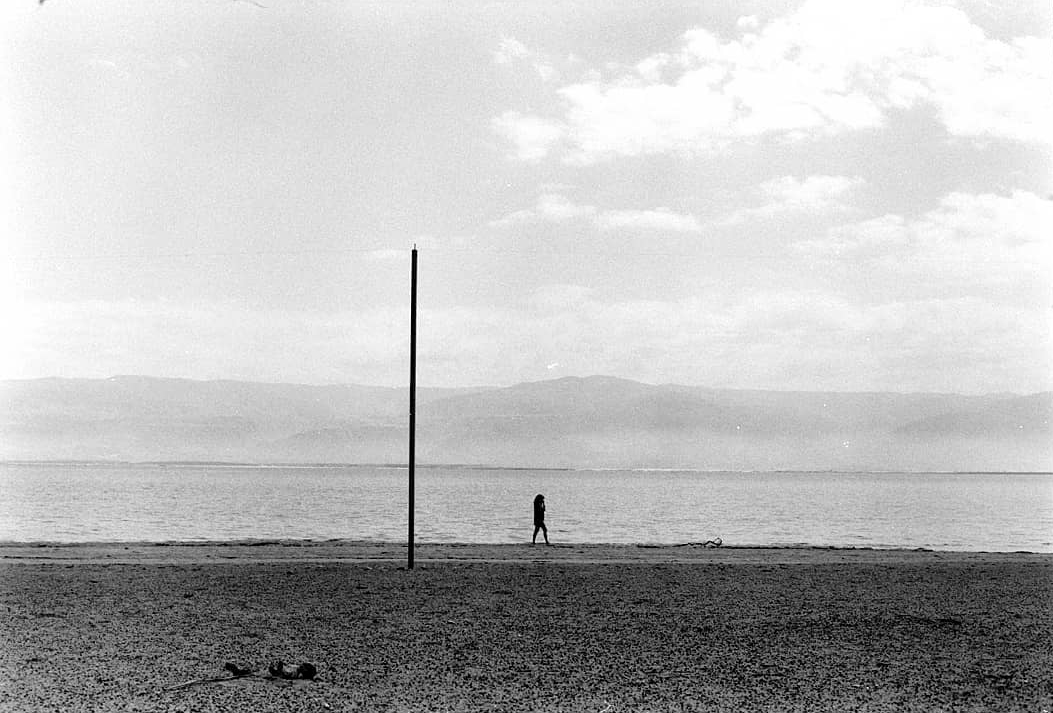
[2, 459, 1051, 474]
[1, 543, 1050, 712]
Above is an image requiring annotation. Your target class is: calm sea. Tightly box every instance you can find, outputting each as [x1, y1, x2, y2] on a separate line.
[0, 463, 1050, 552]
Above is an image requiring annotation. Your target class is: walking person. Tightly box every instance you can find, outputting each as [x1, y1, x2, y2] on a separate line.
[532, 493, 549, 545]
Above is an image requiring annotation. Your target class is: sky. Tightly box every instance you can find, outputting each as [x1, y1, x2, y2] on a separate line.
[1, 0, 1050, 393]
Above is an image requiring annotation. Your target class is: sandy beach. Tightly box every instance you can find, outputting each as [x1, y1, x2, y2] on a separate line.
[1, 541, 1050, 712]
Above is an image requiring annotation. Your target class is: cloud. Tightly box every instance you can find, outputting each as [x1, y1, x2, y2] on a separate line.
[760, 174, 862, 204]
[795, 190, 1053, 297]
[365, 234, 446, 261]
[593, 207, 702, 233]
[495, 0, 1052, 163]
[417, 286, 1051, 393]
[6, 299, 409, 385]
[490, 194, 701, 233]
[365, 249, 406, 262]
[736, 15, 760, 31]
[494, 36, 531, 64]
[493, 36, 558, 82]
[8, 274, 1049, 394]
[719, 174, 864, 225]
[492, 111, 564, 161]
[488, 193, 596, 228]
[530, 284, 594, 312]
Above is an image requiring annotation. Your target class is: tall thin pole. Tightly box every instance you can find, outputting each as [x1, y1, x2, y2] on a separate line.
[408, 246, 417, 570]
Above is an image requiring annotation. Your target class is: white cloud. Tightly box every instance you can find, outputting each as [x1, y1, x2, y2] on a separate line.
[736, 15, 760, 31]
[8, 274, 1049, 393]
[493, 36, 558, 82]
[537, 193, 597, 222]
[487, 208, 537, 229]
[761, 175, 862, 204]
[488, 193, 596, 228]
[86, 56, 124, 75]
[418, 286, 1051, 393]
[881, 27, 1052, 144]
[720, 174, 864, 224]
[492, 111, 564, 161]
[366, 249, 406, 262]
[495, 0, 1053, 163]
[635, 53, 672, 83]
[494, 36, 531, 65]
[530, 284, 594, 311]
[490, 195, 701, 233]
[5, 299, 409, 385]
[594, 207, 702, 233]
[795, 190, 1053, 297]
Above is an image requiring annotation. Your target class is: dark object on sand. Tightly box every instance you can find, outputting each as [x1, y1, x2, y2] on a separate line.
[224, 662, 254, 677]
[268, 660, 318, 680]
[166, 660, 318, 690]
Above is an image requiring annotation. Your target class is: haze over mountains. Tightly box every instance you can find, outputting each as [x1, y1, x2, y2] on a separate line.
[1, 376, 1050, 471]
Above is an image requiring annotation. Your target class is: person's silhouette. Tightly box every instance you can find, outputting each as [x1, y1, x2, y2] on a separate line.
[532, 493, 549, 545]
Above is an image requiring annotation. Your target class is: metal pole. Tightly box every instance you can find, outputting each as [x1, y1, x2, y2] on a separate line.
[408, 246, 417, 569]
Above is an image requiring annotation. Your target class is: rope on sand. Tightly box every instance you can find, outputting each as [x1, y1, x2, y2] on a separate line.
[637, 537, 722, 549]
[673, 538, 723, 548]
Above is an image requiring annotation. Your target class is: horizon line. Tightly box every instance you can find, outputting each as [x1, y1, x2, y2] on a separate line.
[1, 373, 1047, 398]
[2, 460, 1050, 476]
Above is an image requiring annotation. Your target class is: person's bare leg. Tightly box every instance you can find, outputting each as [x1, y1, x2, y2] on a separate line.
[542, 523, 549, 545]
[532, 525, 540, 544]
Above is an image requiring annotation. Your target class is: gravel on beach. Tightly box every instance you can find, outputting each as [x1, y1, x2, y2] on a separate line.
[0, 542, 1050, 712]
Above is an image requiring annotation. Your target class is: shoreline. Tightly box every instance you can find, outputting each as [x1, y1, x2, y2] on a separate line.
[4, 459, 1051, 476]
[2, 540, 1051, 566]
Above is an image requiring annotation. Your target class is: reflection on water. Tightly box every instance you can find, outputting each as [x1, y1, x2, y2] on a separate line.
[0, 463, 1050, 551]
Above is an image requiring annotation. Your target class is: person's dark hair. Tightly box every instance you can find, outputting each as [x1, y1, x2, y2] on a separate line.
[534, 493, 544, 503]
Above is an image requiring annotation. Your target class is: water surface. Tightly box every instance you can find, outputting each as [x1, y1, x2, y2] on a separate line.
[1, 463, 1049, 551]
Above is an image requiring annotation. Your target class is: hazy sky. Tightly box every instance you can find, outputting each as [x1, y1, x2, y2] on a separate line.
[2, 0, 1050, 393]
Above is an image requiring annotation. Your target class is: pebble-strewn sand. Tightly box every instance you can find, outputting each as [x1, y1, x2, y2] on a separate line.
[1, 542, 1050, 712]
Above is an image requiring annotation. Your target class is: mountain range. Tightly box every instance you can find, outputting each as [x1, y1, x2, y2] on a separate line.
[1, 375, 1050, 471]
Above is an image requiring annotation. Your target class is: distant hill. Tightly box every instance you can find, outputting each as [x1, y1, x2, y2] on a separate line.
[1, 375, 1049, 471]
